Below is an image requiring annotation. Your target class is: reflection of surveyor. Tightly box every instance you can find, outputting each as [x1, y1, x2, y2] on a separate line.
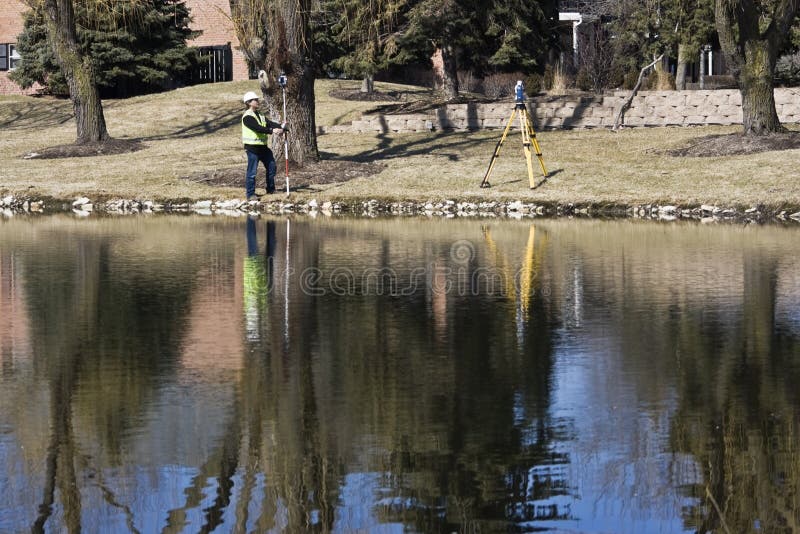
[241, 91, 286, 201]
[244, 217, 276, 341]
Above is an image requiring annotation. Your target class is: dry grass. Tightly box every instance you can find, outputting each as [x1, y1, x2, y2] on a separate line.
[1, 79, 799, 209]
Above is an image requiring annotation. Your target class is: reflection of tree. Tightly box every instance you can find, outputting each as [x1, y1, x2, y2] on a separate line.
[21, 234, 196, 532]
[671, 253, 800, 533]
[296, 221, 566, 532]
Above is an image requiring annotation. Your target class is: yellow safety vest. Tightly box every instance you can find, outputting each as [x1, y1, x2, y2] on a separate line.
[242, 109, 269, 146]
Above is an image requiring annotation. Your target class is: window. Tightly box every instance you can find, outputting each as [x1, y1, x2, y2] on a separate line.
[9, 45, 20, 70]
[0, 44, 20, 71]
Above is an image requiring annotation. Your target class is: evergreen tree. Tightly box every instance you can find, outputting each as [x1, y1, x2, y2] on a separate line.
[12, 0, 198, 98]
[660, 0, 714, 89]
[484, 0, 557, 73]
[326, 0, 410, 93]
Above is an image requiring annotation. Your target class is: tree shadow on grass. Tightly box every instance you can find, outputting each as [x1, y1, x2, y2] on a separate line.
[321, 128, 491, 165]
[0, 100, 74, 130]
[133, 105, 241, 142]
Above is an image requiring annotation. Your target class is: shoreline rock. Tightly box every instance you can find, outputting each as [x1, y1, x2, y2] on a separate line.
[0, 194, 798, 225]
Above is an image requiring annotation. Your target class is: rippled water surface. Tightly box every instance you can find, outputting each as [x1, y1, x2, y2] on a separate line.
[1, 215, 799, 533]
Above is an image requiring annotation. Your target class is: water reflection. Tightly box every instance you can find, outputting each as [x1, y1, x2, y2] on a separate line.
[0, 216, 798, 533]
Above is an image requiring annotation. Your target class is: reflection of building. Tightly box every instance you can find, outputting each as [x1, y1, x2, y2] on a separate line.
[0, 0, 249, 95]
[0, 251, 30, 373]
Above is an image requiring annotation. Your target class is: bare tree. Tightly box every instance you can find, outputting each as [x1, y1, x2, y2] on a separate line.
[577, 22, 615, 93]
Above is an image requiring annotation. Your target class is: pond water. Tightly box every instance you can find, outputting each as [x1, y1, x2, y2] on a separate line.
[1, 214, 799, 534]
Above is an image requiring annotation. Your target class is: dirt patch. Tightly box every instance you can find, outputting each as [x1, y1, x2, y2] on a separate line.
[21, 138, 145, 159]
[668, 132, 800, 157]
[181, 159, 385, 192]
[329, 89, 403, 102]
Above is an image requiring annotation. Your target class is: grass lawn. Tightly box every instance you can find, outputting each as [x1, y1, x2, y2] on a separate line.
[1, 79, 799, 210]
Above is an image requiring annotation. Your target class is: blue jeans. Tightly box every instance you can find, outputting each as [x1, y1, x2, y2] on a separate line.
[245, 149, 277, 196]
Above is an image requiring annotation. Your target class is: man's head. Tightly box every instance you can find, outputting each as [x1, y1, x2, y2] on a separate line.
[242, 91, 260, 108]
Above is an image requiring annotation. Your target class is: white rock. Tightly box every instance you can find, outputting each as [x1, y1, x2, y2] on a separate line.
[322, 201, 332, 210]
[659, 205, 677, 214]
[1, 195, 14, 207]
[194, 200, 213, 209]
[72, 197, 90, 207]
[218, 199, 240, 210]
[29, 201, 43, 212]
[700, 204, 716, 213]
[790, 212, 800, 220]
[745, 207, 758, 214]
[81, 204, 93, 212]
[308, 199, 318, 209]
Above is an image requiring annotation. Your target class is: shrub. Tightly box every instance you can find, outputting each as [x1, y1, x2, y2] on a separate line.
[525, 72, 544, 94]
[483, 72, 524, 98]
[575, 68, 593, 92]
[608, 64, 626, 89]
[543, 64, 555, 91]
[776, 53, 800, 86]
[549, 63, 571, 95]
[458, 70, 481, 93]
[623, 70, 639, 90]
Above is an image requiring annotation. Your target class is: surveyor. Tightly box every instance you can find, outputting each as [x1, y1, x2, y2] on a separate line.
[241, 91, 286, 200]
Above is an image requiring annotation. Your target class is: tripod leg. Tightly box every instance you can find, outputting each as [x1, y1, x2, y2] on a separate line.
[526, 111, 548, 179]
[480, 109, 517, 188]
[519, 109, 537, 188]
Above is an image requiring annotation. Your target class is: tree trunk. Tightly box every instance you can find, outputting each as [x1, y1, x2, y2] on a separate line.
[42, 0, 109, 144]
[361, 74, 374, 94]
[739, 40, 783, 135]
[675, 43, 689, 90]
[439, 43, 459, 101]
[263, 0, 319, 166]
[714, 0, 797, 135]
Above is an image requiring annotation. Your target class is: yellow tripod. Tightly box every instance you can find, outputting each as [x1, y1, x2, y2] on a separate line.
[480, 103, 547, 189]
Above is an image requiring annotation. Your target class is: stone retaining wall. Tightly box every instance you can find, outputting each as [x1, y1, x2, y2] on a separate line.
[321, 88, 800, 134]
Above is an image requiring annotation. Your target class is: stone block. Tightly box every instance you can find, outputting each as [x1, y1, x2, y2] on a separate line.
[555, 106, 578, 118]
[602, 96, 625, 107]
[649, 106, 674, 118]
[662, 115, 686, 126]
[482, 118, 505, 128]
[716, 104, 739, 116]
[685, 93, 708, 106]
[706, 93, 728, 106]
[664, 94, 687, 106]
[684, 115, 707, 124]
[624, 115, 646, 126]
[644, 94, 669, 106]
[537, 117, 564, 129]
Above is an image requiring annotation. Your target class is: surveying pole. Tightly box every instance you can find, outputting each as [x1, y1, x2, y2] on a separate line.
[480, 81, 547, 189]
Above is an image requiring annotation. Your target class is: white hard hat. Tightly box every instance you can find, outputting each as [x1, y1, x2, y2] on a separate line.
[242, 91, 260, 103]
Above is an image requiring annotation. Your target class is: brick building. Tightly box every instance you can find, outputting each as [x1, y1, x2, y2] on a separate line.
[0, 0, 249, 96]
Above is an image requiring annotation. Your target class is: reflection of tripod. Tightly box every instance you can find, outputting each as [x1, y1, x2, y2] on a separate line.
[480, 103, 547, 189]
